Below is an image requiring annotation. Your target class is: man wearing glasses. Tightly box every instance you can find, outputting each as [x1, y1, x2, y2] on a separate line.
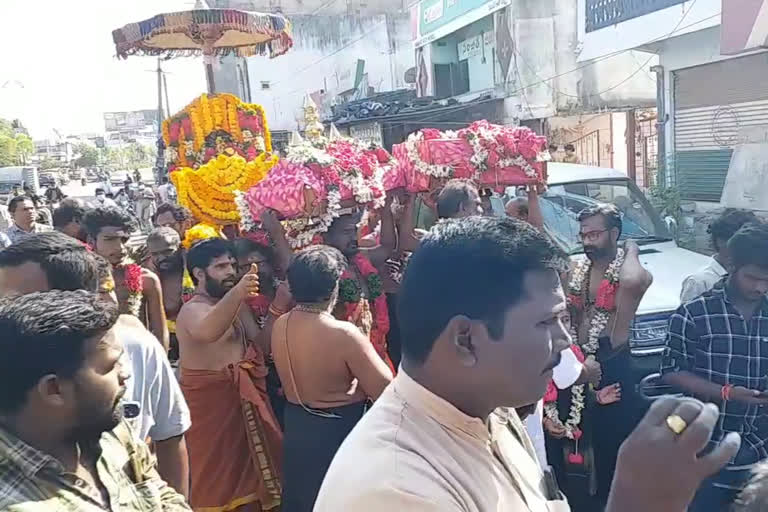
[558, 204, 652, 507]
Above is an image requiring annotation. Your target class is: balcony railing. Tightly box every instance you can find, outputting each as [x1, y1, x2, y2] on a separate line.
[586, 0, 687, 32]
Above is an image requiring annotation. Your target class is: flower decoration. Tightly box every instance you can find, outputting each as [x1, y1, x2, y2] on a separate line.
[393, 121, 549, 195]
[338, 253, 394, 374]
[461, 120, 549, 181]
[119, 262, 144, 317]
[182, 269, 195, 302]
[162, 93, 272, 172]
[171, 152, 277, 226]
[182, 223, 224, 250]
[544, 249, 625, 444]
[242, 135, 391, 249]
[100, 276, 116, 294]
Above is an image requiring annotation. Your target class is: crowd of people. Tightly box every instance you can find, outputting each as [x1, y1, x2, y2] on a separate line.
[1, 177, 768, 512]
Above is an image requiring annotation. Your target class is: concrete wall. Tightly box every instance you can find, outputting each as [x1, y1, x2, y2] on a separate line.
[549, 112, 615, 167]
[577, 0, 721, 61]
[214, 13, 414, 131]
[505, 0, 656, 119]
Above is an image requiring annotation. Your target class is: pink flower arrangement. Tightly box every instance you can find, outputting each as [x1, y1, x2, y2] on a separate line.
[391, 121, 548, 196]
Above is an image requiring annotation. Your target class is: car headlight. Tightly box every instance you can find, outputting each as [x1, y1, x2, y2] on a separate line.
[630, 313, 671, 349]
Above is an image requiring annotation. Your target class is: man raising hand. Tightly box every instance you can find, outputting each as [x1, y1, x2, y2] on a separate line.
[175, 239, 284, 512]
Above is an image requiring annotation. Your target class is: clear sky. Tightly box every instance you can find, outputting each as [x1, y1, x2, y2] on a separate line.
[0, 0, 207, 138]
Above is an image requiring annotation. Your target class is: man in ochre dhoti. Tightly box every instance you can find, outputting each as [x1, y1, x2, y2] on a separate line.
[176, 238, 288, 511]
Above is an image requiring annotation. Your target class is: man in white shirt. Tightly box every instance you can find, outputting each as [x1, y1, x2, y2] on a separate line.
[157, 176, 173, 204]
[315, 216, 742, 512]
[681, 209, 757, 302]
[0, 232, 191, 497]
[93, 187, 119, 208]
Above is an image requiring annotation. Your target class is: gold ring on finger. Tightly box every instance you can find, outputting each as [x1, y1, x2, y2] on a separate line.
[665, 414, 687, 435]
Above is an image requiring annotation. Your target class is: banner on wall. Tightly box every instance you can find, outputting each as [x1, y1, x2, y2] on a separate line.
[495, 7, 514, 82]
[416, 47, 429, 97]
[414, 0, 512, 48]
[457, 32, 493, 60]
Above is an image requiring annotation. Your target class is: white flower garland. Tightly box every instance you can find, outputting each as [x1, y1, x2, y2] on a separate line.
[233, 190, 255, 232]
[544, 249, 625, 440]
[404, 131, 453, 178]
[124, 293, 143, 317]
[285, 140, 335, 166]
[282, 188, 342, 249]
[463, 125, 541, 179]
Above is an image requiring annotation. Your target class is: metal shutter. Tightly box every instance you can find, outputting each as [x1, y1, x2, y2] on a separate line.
[673, 52, 768, 201]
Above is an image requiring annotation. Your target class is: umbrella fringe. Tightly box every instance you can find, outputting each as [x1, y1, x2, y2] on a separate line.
[113, 9, 293, 60]
[116, 37, 292, 60]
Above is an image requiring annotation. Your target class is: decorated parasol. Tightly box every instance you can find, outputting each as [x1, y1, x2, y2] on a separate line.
[112, 8, 293, 93]
[237, 95, 395, 248]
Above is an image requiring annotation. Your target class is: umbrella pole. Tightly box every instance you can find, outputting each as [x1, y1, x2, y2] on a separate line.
[205, 62, 216, 94]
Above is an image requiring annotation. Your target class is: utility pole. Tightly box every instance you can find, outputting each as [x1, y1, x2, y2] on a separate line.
[155, 58, 165, 184]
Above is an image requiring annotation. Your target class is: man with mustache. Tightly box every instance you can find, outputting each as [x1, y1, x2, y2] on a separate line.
[315, 216, 738, 512]
[558, 204, 652, 508]
[0, 290, 190, 510]
[175, 238, 284, 511]
[0, 231, 192, 499]
[148, 227, 188, 364]
[154, 202, 195, 242]
[6, 195, 52, 244]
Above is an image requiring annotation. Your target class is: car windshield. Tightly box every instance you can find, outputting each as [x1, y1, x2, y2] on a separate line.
[538, 179, 671, 254]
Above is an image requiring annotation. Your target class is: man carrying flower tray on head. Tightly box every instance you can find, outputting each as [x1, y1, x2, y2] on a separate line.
[262, 192, 401, 375]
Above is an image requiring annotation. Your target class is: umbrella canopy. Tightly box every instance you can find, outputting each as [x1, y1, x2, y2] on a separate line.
[112, 8, 293, 59]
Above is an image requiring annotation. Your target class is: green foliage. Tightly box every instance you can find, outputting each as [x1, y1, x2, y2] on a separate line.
[649, 185, 682, 221]
[0, 118, 34, 165]
[14, 134, 33, 165]
[74, 143, 99, 168]
[38, 158, 59, 170]
[101, 143, 154, 170]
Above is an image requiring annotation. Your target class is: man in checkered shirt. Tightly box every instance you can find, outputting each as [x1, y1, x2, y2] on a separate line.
[661, 223, 768, 512]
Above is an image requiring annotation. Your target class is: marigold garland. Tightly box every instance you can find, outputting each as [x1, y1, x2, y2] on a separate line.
[182, 223, 224, 249]
[200, 94, 213, 135]
[172, 152, 277, 226]
[163, 93, 273, 172]
[178, 126, 189, 168]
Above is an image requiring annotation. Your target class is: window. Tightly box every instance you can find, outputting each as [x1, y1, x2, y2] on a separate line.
[532, 179, 670, 254]
[261, 81, 271, 90]
[433, 61, 469, 99]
